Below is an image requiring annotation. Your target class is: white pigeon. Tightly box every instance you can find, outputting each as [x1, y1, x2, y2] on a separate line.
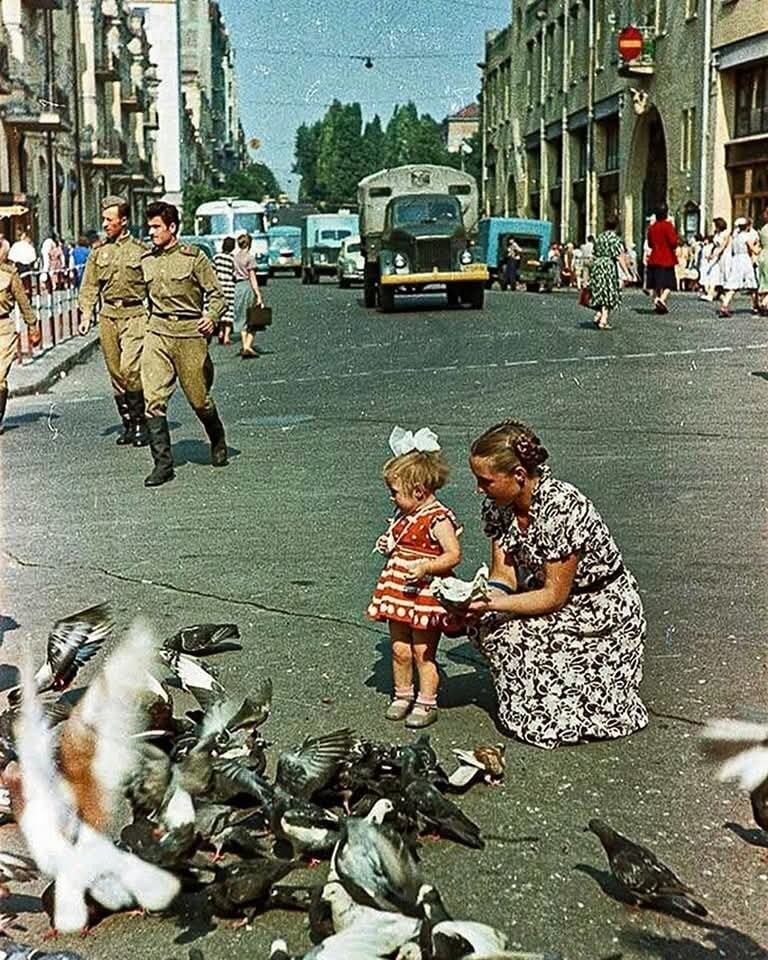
[700, 718, 768, 790]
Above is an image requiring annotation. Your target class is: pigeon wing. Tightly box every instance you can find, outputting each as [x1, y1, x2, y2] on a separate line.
[276, 728, 355, 799]
[46, 604, 112, 690]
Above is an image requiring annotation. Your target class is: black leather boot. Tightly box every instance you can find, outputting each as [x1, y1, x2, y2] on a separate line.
[0, 387, 7, 435]
[196, 405, 228, 467]
[126, 390, 148, 447]
[115, 394, 132, 445]
[144, 416, 175, 487]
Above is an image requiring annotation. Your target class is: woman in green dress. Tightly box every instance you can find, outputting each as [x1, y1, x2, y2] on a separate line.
[757, 207, 768, 316]
[589, 215, 630, 330]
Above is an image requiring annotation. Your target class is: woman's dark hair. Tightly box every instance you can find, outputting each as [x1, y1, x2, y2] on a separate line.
[655, 203, 668, 221]
[237, 233, 251, 249]
[713, 217, 727, 233]
[470, 420, 549, 475]
[222, 237, 235, 253]
[604, 214, 619, 232]
[146, 201, 179, 229]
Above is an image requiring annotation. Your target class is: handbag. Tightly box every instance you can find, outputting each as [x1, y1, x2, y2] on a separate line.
[578, 285, 591, 307]
[246, 305, 272, 330]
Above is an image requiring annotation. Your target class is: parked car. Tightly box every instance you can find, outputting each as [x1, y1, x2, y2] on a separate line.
[336, 235, 364, 287]
[475, 217, 554, 291]
[268, 225, 302, 277]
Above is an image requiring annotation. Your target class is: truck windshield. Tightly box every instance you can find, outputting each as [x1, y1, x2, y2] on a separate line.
[318, 229, 352, 242]
[392, 197, 461, 227]
[234, 213, 266, 234]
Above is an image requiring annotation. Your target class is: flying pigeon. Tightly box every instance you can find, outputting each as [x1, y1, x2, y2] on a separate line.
[162, 623, 241, 656]
[701, 717, 768, 833]
[587, 819, 707, 916]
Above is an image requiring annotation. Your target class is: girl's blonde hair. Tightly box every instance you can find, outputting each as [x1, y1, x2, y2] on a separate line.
[470, 419, 549, 475]
[383, 450, 449, 495]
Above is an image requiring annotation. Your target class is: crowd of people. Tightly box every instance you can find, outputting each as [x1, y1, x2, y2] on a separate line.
[2, 230, 97, 288]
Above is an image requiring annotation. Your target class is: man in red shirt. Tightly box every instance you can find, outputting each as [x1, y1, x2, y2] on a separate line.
[645, 203, 680, 314]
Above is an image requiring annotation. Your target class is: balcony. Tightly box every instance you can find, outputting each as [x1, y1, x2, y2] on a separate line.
[121, 84, 145, 112]
[22, 0, 62, 8]
[2, 83, 70, 131]
[617, 26, 657, 76]
[80, 130, 126, 167]
[144, 104, 159, 130]
[94, 44, 120, 81]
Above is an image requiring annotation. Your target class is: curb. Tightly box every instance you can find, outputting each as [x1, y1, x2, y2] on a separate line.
[8, 333, 101, 399]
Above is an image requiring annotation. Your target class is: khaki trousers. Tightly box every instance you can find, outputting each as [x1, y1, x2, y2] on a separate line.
[141, 331, 215, 418]
[99, 313, 147, 394]
[0, 318, 18, 391]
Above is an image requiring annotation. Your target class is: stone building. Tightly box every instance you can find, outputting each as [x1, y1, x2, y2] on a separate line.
[481, 0, 728, 250]
[445, 102, 480, 154]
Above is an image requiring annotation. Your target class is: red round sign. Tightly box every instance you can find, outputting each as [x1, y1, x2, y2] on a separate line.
[617, 25, 644, 62]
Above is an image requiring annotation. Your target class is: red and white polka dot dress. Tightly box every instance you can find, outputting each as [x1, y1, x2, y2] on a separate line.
[367, 500, 462, 631]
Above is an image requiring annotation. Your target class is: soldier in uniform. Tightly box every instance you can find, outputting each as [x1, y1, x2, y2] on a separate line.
[78, 196, 149, 447]
[0, 264, 41, 433]
[141, 201, 227, 488]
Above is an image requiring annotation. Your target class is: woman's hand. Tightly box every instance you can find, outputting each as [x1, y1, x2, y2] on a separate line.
[403, 558, 432, 582]
[466, 589, 507, 618]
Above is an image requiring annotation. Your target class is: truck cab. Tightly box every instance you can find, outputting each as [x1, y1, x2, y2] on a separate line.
[358, 165, 488, 312]
[300, 212, 360, 284]
[476, 217, 554, 292]
[267, 225, 302, 277]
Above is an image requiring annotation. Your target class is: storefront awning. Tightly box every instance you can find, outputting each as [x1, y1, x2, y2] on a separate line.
[716, 32, 768, 71]
[0, 205, 29, 217]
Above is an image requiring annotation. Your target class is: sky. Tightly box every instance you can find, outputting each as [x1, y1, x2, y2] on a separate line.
[217, 0, 511, 199]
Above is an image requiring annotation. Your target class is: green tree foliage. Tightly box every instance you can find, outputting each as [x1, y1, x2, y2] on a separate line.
[181, 162, 282, 232]
[293, 100, 477, 207]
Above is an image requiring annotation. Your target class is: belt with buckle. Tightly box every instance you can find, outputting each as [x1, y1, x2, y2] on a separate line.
[106, 299, 143, 307]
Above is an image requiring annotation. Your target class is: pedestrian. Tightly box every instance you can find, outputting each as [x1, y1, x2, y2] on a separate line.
[578, 235, 594, 288]
[213, 237, 236, 346]
[233, 233, 264, 358]
[366, 426, 462, 729]
[78, 196, 150, 448]
[718, 216, 759, 318]
[560, 242, 575, 288]
[756, 207, 768, 316]
[0, 233, 10, 265]
[466, 419, 648, 750]
[645, 203, 679, 314]
[547, 242, 562, 287]
[619, 241, 640, 286]
[0, 261, 41, 433]
[587, 215, 629, 330]
[8, 232, 37, 280]
[700, 218, 729, 302]
[41, 233, 65, 290]
[71, 236, 91, 288]
[140, 200, 227, 488]
[502, 236, 521, 290]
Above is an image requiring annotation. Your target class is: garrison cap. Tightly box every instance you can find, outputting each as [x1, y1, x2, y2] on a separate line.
[101, 195, 128, 211]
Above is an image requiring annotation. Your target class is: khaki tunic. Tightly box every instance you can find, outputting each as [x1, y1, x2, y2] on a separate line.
[0, 263, 37, 391]
[78, 233, 148, 393]
[140, 243, 225, 418]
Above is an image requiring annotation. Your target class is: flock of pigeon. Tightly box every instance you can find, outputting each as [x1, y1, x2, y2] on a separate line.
[0, 604, 762, 959]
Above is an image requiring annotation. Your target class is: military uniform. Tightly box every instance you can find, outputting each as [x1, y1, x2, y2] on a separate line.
[78, 228, 149, 446]
[140, 241, 226, 487]
[0, 262, 39, 432]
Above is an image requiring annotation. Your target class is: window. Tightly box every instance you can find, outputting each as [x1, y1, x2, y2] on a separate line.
[574, 131, 588, 179]
[526, 41, 534, 110]
[680, 107, 695, 172]
[604, 119, 620, 171]
[735, 64, 768, 138]
[527, 148, 540, 189]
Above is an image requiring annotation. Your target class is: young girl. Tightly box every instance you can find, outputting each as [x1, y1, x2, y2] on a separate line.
[367, 426, 462, 728]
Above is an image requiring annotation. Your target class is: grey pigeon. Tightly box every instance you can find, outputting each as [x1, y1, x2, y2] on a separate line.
[0, 851, 38, 896]
[0, 942, 85, 960]
[403, 778, 484, 849]
[587, 818, 708, 916]
[162, 623, 241, 655]
[276, 728, 355, 800]
[209, 857, 300, 920]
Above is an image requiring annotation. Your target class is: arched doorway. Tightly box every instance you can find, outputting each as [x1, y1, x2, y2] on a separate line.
[624, 105, 668, 260]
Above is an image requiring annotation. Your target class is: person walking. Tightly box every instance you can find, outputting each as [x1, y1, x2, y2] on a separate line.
[588, 216, 629, 330]
[233, 233, 263, 358]
[213, 237, 236, 345]
[0, 262, 41, 432]
[502, 236, 521, 290]
[78, 196, 150, 448]
[718, 217, 759, 318]
[645, 203, 679, 314]
[756, 207, 768, 316]
[578, 235, 595, 289]
[71, 236, 91, 288]
[140, 201, 227, 488]
[700, 218, 729, 302]
[8, 232, 37, 281]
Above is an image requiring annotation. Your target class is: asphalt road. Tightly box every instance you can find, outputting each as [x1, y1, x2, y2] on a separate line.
[1, 279, 767, 959]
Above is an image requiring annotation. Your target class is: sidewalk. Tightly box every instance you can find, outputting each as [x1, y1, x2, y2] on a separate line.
[7, 330, 100, 398]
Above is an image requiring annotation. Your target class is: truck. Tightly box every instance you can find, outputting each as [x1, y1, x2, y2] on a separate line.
[300, 211, 360, 284]
[476, 217, 554, 292]
[357, 165, 488, 312]
[193, 198, 270, 283]
[267, 224, 302, 277]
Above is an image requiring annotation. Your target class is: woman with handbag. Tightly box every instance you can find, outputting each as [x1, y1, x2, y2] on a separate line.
[233, 233, 264, 358]
[587, 215, 629, 330]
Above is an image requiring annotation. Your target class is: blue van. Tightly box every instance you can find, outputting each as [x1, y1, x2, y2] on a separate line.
[301, 211, 360, 284]
[268, 225, 302, 278]
[476, 217, 554, 291]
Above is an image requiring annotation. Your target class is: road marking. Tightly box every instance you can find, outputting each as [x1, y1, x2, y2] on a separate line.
[583, 354, 617, 361]
[700, 346, 733, 353]
[623, 352, 657, 358]
[661, 349, 697, 356]
[746, 342, 768, 349]
[543, 356, 581, 362]
[504, 359, 538, 366]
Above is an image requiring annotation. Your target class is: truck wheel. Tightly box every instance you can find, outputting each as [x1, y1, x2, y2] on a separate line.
[468, 283, 485, 309]
[260, 276, 268, 287]
[364, 280, 377, 308]
[311, 270, 320, 284]
[525, 282, 538, 293]
[294, 267, 302, 278]
[379, 285, 395, 313]
[446, 286, 461, 307]
[339, 277, 350, 289]
[301, 269, 309, 285]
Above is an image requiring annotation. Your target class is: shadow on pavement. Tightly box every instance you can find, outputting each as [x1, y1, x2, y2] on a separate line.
[2, 411, 61, 432]
[101, 419, 182, 440]
[171, 440, 241, 466]
[0, 664, 19, 691]
[621, 925, 768, 960]
[750, 372, 768, 383]
[723, 820, 768, 849]
[0, 616, 19, 648]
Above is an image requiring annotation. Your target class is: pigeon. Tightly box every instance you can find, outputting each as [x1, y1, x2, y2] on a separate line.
[398, 735, 444, 784]
[321, 880, 420, 947]
[417, 883, 509, 959]
[331, 799, 421, 915]
[448, 744, 505, 790]
[701, 717, 768, 832]
[0, 941, 86, 960]
[587, 819, 707, 916]
[159, 649, 224, 698]
[276, 729, 355, 801]
[209, 857, 300, 920]
[15, 623, 181, 933]
[403, 778, 484, 849]
[162, 624, 241, 656]
[8, 604, 112, 704]
[0, 852, 38, 897]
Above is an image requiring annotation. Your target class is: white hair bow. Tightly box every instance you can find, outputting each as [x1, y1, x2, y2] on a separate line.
[388, 425, 441, 456]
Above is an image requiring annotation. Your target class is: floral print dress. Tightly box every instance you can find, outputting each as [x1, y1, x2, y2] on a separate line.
[589, 231, 624, 310]
[471, 466, 648, 749]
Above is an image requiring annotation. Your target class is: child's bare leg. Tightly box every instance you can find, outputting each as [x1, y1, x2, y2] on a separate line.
[386, 621, 415, 720]
[406, 627, 440, 727]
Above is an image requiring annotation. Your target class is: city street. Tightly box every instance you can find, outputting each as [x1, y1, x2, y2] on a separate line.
[1, 279, 768, 959]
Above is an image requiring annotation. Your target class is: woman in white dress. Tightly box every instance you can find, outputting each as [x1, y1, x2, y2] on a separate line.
[719, 217, 759, 317]
[699, 218, 729, 302]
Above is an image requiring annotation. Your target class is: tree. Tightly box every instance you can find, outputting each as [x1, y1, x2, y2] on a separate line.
[293, 121, 322, 203]
[361, 115, 385, 175]
[315, 100, 365, 206]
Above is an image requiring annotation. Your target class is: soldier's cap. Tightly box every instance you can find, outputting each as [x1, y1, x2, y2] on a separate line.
[101, 195, 128, 211]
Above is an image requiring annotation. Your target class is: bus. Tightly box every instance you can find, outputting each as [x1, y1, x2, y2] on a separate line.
[193, 198, 269, 281]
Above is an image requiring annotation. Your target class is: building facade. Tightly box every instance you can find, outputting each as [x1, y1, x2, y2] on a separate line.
[480, 0, 748, 250]
[445, 102, 480, 154]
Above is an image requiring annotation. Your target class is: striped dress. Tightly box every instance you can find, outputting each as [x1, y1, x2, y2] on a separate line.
[367, 500, 462, 631]
[213, 252, 236, 324]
